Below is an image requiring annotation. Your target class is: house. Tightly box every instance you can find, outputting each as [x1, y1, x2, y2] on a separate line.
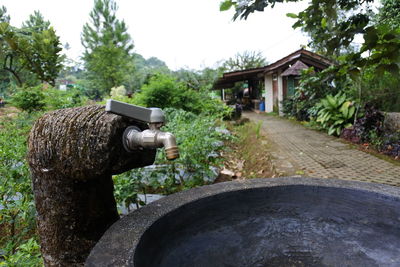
[214, 49, 333, 114]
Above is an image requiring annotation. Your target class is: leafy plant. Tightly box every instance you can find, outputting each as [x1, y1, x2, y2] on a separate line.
[113, 171, 146, 212]
[315, 92, 356, 136]
[381, 132, 400, 158]
[0, 112, 42, 266]
[110, 85, 127, 98]
[281, 67, 347, 121]
[43, 87, 88, 110]
[1, 238, 42, 267]
[11, 85, 45, 113]
[0, 10, 64, 86]
[130, 73, 232, 117]
[112, 108, 232, 210]
[341, 103, 384, 143]
[11, 85, 87, 113]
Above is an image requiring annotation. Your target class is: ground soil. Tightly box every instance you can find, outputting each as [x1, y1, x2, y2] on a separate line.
[0, 106, 20, 123]
[215, 119, 276, 183]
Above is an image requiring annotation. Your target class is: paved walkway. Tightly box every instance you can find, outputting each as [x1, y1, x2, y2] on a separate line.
[243, 112, 400, 187]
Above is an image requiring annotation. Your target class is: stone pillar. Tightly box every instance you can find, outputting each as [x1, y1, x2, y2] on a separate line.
[27, 105, 156, 266]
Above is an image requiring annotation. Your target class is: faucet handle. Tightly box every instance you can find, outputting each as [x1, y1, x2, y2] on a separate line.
[105, 99, 165, 124]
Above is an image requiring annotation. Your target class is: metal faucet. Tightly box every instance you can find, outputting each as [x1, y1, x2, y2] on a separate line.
[105, 99, 179, 160]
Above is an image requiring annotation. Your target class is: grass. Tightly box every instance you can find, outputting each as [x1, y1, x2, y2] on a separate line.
[263, 111, 279, 116]
[0, 105, 20, 123]
[219, 121, 275, 180]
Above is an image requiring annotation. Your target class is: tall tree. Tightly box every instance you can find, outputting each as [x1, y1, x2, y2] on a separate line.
[222, 50, 267, 71]
[220, 0, 400, 77]
[22, 10, 51, 32]
[0, 6, 9, 23]
[81, 0, 134, 98]
[0, 9, 63, 86]
[376, 0, 400, 30]
[221, 0, 374, 58]
[0, 6, 11, 94]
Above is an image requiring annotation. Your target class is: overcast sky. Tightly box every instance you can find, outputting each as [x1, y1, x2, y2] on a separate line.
[3, 0, 310, 70]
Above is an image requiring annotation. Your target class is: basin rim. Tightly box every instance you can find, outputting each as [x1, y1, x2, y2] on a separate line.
[86, 177, 400, 266]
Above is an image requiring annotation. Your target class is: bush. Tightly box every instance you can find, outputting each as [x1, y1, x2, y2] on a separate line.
[341, 104, 384, 143]
[0, 113, 41, 266]
[110, 85, 127, 98]
[11, 85, 88, 113]
[314, 92, 357, 136]
[359, 68, 400, 112]
[134, 74, 188, 109]
[133, 73, 232, 116]
[11, 85, 45, 113]
[43, 87, 88, 110]
[381, 132, 400, 158]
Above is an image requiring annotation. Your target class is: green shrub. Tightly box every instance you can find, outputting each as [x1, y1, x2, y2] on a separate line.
[11, 85, 87, 113]
[314, 92, 357, 136]
[11, 85, 45, 113]
[358, 67, 400, 112]
[110, 85, 127, 98]
[132, 73, 232, 116]
[1, 238, 42, 267]
[43, 87, 88, 110]
[0, 113, 41, 266]
[133, 74, 186, 109]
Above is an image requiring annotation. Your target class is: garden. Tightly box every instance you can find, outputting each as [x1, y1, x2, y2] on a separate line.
[1, 65, 254, 263]
[281, 66, 400, 161]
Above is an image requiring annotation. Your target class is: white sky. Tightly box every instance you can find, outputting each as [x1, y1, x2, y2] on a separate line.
[3, 0, 310, 70]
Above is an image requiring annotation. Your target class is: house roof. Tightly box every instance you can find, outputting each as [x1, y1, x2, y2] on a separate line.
[213, 49, 334, 89]
[281, 60, 309, 76]
[213, 67, 265, 89]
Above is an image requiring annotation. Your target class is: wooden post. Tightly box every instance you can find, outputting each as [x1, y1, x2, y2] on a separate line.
[27, 105, 156, 266]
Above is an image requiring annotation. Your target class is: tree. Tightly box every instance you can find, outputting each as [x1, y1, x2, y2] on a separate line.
[376, 0, 400, 30]
[220, 0, 400, 82]
[146, 57, 168, 69]
[221, 0, 375, 58]
[0, 6, 9, 23]
[222, 50, 267, 71]
[81, 0, 135, 97]
[0, 9, 63, 86]
[0, 6, 11, 94]
[220, 0, 400, 116]
[22, 10, 50, 32]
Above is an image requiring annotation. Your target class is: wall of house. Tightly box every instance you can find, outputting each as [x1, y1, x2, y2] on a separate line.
[264, 74, 273, 113]
[278, 70, 284, 116]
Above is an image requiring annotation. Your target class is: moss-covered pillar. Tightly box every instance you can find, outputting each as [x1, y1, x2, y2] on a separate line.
[27, 105, 156, 266]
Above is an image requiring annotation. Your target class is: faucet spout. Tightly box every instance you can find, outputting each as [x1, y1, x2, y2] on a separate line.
[122, 126, 179, 160]
[157, 131, 179, 160]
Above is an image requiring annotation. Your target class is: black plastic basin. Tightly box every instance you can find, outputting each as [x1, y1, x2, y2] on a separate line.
[86, 177, 400, 267]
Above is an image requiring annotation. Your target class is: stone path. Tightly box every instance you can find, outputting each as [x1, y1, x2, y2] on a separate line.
[243, 112, 400, 187]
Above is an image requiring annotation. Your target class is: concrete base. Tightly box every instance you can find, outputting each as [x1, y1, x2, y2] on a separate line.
[86, 177, 400, 267]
